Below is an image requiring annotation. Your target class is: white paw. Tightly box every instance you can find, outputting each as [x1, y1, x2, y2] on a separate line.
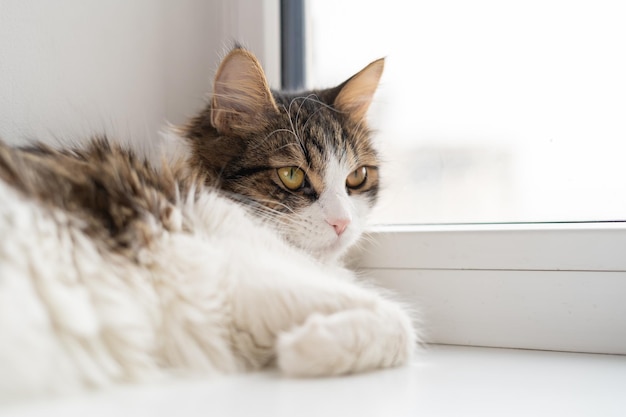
[276, 313, 356, 377]
[276, 307, 415, 377]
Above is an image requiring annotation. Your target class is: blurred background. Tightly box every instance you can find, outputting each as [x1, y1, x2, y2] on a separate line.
[307, 0, 626, 224]
[0, 0, 279, 160]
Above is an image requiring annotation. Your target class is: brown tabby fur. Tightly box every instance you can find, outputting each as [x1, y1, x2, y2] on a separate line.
[0, 140, 199, 260]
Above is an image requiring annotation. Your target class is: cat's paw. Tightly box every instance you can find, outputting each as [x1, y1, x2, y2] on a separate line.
[276, 313, 355, 377]
[276, 308, 414, 377]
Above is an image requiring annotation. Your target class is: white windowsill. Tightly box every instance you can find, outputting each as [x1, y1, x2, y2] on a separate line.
[354, 221, 626, 271]
[4, 345, 625, 417]
[349, 222, 626, 355]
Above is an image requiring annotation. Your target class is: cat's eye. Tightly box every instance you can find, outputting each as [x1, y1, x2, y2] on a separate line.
[277, 167, 305, 191]
[346, 166, 368, 189]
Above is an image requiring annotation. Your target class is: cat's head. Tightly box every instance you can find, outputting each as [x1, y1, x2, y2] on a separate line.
[184, 47, 383, 262]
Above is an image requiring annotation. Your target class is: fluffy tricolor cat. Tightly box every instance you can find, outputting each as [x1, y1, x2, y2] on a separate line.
[0, 47, 418, 401]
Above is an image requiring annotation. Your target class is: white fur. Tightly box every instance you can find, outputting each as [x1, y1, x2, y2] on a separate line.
[0, 148, 418, 403]
[285, 155, 370, 263]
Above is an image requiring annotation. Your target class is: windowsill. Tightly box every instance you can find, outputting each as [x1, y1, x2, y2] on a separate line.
[4, 345, 625, 417]
[347, 222, 626, 355]
[355, 221, 626, 271]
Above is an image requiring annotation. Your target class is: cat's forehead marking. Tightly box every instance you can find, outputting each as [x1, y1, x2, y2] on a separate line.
[325, 151, 351, 188]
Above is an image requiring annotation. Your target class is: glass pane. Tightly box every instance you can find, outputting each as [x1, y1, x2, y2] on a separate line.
[307, 0, 626, 224]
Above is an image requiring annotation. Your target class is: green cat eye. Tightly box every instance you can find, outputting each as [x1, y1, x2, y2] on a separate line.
[346, 166, 368, 189]
[277, 166, 305, 191]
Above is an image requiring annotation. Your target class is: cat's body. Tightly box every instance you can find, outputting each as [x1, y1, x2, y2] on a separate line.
[0, 48, 418, 402]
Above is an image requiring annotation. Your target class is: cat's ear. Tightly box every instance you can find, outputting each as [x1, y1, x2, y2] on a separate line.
[333, 58, 385, 122]
[210, 48, 279, 135]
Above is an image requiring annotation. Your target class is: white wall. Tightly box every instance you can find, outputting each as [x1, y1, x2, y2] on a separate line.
[0, 0, 279, 149]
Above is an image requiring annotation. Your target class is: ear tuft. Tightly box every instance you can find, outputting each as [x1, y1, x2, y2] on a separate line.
[210, 48, 279, 135]
[333, 58, 385, 122]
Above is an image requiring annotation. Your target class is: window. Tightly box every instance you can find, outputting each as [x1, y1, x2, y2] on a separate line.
[300, 0, 626, 354]
[307, 0, 626, 224]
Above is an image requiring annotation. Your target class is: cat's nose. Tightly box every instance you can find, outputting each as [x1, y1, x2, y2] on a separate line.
[327, 218, 350, 236]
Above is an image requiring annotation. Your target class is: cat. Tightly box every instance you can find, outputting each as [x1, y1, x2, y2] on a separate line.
[0, 47, 418, 402]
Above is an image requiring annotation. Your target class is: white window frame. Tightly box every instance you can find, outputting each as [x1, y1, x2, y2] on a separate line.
[349, 223, 626, 354]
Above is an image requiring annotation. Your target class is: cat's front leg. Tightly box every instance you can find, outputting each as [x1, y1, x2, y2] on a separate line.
[230, 260, 418, 376]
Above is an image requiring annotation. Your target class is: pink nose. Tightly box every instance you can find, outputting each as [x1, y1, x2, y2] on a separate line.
[327, 218, 351, 236]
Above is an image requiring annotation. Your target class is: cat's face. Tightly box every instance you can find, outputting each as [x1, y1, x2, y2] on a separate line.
[218, 93, 380, 262]
[185, 48, 383, 262]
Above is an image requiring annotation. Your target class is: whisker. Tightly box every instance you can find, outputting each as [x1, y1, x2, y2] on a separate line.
[284, 100, 308, 158]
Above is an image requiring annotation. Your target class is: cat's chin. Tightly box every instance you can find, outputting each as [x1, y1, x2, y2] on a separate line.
[291, 233, 358, 264]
